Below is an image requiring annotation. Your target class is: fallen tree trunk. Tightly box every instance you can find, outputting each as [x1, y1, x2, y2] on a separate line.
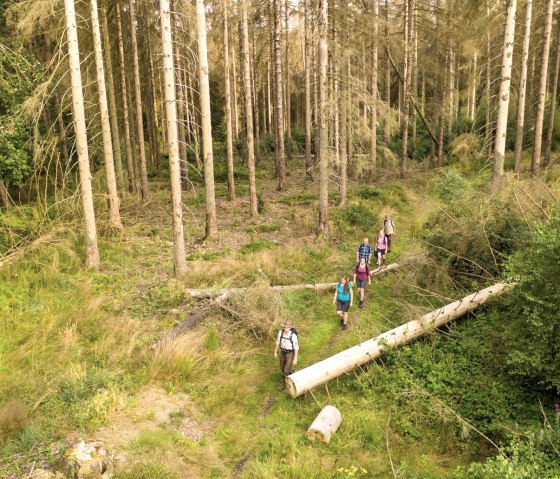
[184, 259, 408, 299]
[286, 282, 511, 398]
[154, 259, 411, 349]
[307, 405, 342, 444]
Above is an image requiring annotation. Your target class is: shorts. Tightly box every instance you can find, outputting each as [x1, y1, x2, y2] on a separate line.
[375, 248, 386, 256]
[356, 279, 367, 288]
[337, 300, 350, 312]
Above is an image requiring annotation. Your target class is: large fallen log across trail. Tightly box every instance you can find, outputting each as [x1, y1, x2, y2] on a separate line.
[184, 259, 409, 300]
[153, 259, 412, 349]
[286, 282, 511, 398]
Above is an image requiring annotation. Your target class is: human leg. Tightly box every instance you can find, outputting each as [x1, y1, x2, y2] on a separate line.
[281, 351, 294, 376]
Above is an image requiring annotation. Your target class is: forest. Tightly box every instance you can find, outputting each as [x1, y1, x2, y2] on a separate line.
[1, 0, 560, 477]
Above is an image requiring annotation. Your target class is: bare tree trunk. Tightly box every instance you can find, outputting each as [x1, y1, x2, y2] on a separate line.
[160, 0, 187, 277]
[370, 0, 378, 177]
[513, 0, 532, 173]
[470, 53, 478, 120]
[242, 0, 259, 217]
[174, 41, 189, 192]
[448, 46, 454, 134]
[101, 7, 124, 191]
[0, 182, 8, 208]
[54, 93, 70, 189]
[116, 4, 137, 193]
[251, 36, 261, 165]
[273, 0, 287, 190]
[196, 0, 218, 237]
[339, 45, 347, 206]
[129, 0, 149, 199]
[223, 0, 236, 200]
[318, 0, 329, 235]
[284, 0, 292, 163]
[91, 0, 122, 229]
[411, 5, 417, 145]
[303, 0, 313, 180]
[346, 57, 353, 180]
[400, 0, 413, 178]
[544, 24, 560, 167]
[147, 41, 162, 176]
[485, 0, 493, 158]
[64, 0, 100, 269]
[492, 0, 517, 188]
[531, 0, 554, 177]
[384, 0, 391, 146]
[332, 9, 340, 175]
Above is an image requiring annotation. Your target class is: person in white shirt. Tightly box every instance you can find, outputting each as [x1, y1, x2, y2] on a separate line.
[383, 215, 395, 253]
[274, 320, 299, 376]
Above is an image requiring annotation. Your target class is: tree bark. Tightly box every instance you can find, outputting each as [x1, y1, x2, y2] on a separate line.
[101, 7, 124, 191]
[339, 49, 347, 206]
[286, 282, 511, 398]
[90, 0, 122, 229]
[242, 0, 259, 217]
[531, 0, 554, 176]
[128, 0, 149, 200]
[116, 4, 137, 194]
[303, 0, 313, 179]
[0, 182, 8, 208]
[160, 0, 187, 277]
[384, 0, 391, 145]
[64, 0, 101, 269]
[317, 0, 329, 235]
[400, 0, 413, 178]
[513, 0, 532, 173]
[54, 93, 70, 189]
[196, 0, 218, 237]
[307, 405, 342, 445]
[174, 40, 189, 192]
[492, 0, 517, 188]
[273, 0, 287, 190]
[485, 0, 493, 158]
[223, 0, 236, 200]
[544, 24, 560, 167]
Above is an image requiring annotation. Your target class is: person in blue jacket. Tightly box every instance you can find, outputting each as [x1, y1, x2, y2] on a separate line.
[333, 275, 353, 330]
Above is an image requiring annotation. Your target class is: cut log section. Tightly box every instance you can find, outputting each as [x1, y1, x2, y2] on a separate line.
[184, 259, 410, 299]
[307, 405, 342, 444]
[286, 282, 511, 398]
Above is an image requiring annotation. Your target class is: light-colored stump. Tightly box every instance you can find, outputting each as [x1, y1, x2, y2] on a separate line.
[307, 405, 342, 444]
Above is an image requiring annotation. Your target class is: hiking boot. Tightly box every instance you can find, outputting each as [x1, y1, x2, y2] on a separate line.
[341, 323, 347, 330]
[359, 301, 364, 308]
[340, 318, 344, 326]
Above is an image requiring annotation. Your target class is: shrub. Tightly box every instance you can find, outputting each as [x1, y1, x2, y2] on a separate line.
[336, 204, 378, 231]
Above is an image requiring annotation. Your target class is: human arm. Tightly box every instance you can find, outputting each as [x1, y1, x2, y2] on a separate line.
[293, 335, 299, 366]
[333, 287, 338, 304]
[350, 286, 354, 307]
[274, 331, 280, 358]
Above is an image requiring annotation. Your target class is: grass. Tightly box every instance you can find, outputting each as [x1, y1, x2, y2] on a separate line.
[2, 159, 551, 478]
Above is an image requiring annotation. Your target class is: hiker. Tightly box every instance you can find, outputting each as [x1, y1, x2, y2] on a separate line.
[375, 229, 388, 268]
[353, 257, 371, 308]
[383, 215, 395, 253]
[356, 237, 372, 265]
[333, 275, 353, 330]
[274, 320, 299, 377]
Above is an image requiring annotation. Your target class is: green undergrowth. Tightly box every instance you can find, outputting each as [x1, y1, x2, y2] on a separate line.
[1, 165, 559, 478]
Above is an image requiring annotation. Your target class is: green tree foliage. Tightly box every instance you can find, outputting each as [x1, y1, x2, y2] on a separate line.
[504, 215, 560, 393]
[0, 44, 40, 186]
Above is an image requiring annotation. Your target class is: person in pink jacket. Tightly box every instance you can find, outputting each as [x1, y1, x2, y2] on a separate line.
[353, 257, 371, 308]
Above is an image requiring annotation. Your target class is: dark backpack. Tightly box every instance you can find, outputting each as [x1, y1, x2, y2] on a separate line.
[280, 327, 298, 349]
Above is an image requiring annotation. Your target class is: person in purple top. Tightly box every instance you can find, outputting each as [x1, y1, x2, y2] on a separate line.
[353, 257, 371, 308]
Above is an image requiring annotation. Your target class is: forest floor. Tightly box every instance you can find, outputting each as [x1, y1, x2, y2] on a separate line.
[1, 157, 557, 478]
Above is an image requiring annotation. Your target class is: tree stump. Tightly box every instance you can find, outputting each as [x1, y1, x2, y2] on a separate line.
[307, 405, 342, 444]
[61, 441, 113, 478]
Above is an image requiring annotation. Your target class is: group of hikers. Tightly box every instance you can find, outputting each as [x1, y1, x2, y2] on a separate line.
[274, 214, 396, 379]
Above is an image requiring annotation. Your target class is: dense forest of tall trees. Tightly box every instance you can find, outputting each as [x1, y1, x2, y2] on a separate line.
[1, 0, 559, 270]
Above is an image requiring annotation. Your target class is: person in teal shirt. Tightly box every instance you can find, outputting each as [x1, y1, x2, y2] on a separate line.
[332, 275, 353, 330]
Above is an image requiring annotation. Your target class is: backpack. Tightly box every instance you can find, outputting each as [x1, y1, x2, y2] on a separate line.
[279, 327, 298, 350]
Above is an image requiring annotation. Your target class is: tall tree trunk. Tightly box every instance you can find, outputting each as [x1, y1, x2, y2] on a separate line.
[223, 0, 236, 200]
[400, 0, 413, 178]
[242, 0, 259, 217]
[384, 0, 391, 145]
[513, 0, 532, 173]
[485, 0, 493, 158]
[116, 4, 137, 193]
[196, 0, 218, 237]
[160, 0, 187, 276]
[101, 7, 124, 191]
[470, 53, 478, 120]
[284, 0, 292, 163]
[0, 182, 8, 208]
[531, 0, 554, 176]
[448, 46, 454, 134]
[346, 52, 353, 181]
[174, 41, 189, 191]
[91, 0, 122, 229]
[147, 41, 162, 176]
[318, 0, 329, 235]
[273, 0, 287, 190]
[128, 0, 149, 199]
[332, 8, 340, 175]
[492, 0, 517, 188]
[231, 44, 240, 139]
[370, 0, 378, 178]
[64, 0, 100, 269]
[411, 5, 417, 145]
[544, 24, 560, 167]
[304, 0, 313, 180]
